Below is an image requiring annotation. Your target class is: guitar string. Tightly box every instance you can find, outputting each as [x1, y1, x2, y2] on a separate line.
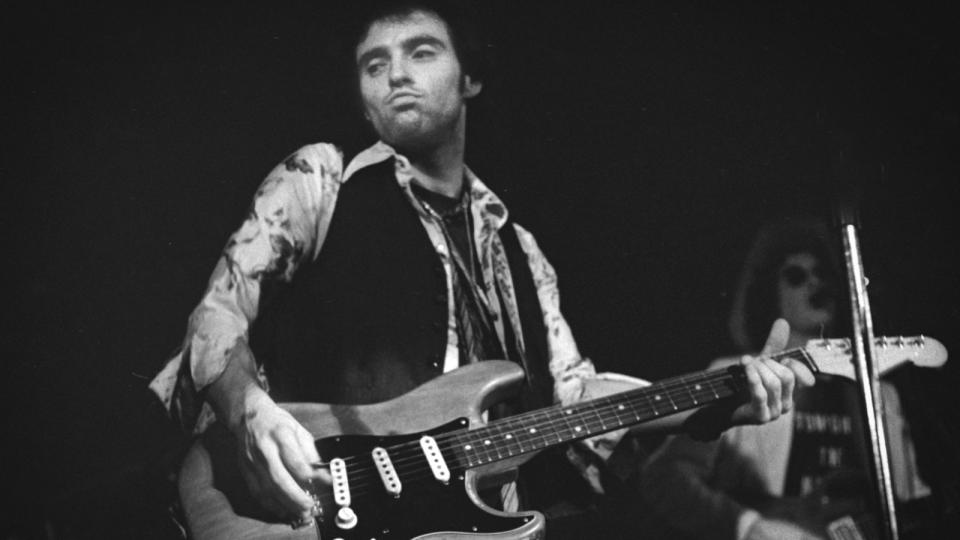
[325, 352, 807, 496]
[342, 348, 790, 470]
[317, 366, 743, 498]
[315, 348, 810, 501]
[344, 363, 734, 468]
[325, 354, 799, 498]
[322, 339, 932, 504]
[313, 372, 735, 503]
[314, 341, 928, 505]
[315, 338, 933, 508]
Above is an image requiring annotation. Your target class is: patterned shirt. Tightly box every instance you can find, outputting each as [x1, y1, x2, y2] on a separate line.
[149, 141, 597, 433]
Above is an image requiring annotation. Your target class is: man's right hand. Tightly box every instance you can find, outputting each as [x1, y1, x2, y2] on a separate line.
[206, 344, 331, 526]
[235, 388, 331, 526]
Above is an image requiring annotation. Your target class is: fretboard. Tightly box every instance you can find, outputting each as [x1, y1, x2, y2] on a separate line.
[447, 347, 812, 468]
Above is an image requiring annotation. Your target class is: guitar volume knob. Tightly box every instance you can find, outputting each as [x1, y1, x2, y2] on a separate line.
[335, 506, 358, 530]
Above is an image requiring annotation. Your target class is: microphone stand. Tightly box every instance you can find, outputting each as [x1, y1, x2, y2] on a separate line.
[836, 202, 899, 540]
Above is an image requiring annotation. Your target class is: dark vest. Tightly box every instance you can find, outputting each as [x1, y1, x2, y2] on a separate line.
[250, 158, 552, 410]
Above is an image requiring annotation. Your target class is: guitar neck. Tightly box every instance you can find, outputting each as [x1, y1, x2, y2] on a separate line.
[449, 348, 812, 469]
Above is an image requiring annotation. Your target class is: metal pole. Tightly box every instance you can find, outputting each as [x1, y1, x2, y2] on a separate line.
[839, 221, 899, 540]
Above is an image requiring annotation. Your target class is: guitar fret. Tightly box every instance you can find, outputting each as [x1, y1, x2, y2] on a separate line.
[685, 377, 700, 406]
[511, 419, 529, 452]
[612, 401, 627, 426]
[594, 397, 611, 431]
[485, 425, 503, 461]
[706, 378, 721, 399]
[465, 434, 483, 466]
[645, 392, 659, 416]
[556, 407, 574, 442]
[453, 433, 478, 467]
[540, 409, 564, 445]
[506, 427, 522, 456]
[531, 409, 553, 448]
[651, 391, 668, 415]
[493, 422, 519, 457]
[664, 385, 680, 411]
[512, 421, 527, 453]
[467, 430, 494, 465]
[568, 406, 592, 439]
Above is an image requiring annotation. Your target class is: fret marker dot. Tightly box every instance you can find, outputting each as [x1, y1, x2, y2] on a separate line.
[618, 404, 625, 410]
[505, 434, 513, 439]
[655, 395, 662, 401]
[464, 445, 472, 450]
[484, 440, 491, 445]
[529, 428, 537, 434]
[694, 384, 702, 391]
[574, 426, 582, 433]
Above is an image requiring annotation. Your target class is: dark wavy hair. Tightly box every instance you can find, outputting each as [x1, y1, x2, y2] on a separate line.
[340, 0, 493, 84]
[329, 0, 493, 137]
[728, 216, 849, 352]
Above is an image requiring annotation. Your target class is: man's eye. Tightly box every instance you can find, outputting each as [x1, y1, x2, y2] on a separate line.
[412, 48, 437, 59]
[366, 61, 386, 76]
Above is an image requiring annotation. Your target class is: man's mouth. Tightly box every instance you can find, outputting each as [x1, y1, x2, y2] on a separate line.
[387, 91, 420, 104]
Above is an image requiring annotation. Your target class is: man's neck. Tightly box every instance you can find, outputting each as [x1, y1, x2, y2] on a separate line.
[404, 116, 468, 198]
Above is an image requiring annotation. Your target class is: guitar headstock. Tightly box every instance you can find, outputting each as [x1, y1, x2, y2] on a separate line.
[804, 335, 947, 381]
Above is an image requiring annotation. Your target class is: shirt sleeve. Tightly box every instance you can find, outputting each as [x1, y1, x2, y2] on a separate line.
[148, 143, 343, 432]
[513, 223, 657, 495]
[511, 223, 596, 406]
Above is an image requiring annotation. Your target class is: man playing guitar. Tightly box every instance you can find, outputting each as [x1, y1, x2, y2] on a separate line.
[150, 1, 816, 537]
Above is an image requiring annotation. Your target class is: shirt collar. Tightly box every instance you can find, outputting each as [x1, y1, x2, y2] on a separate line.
[344, 141, 509, 231]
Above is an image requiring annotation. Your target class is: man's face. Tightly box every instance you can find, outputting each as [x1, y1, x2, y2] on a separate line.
[777, 252, 836, 335]
[355, 10, 481, 151]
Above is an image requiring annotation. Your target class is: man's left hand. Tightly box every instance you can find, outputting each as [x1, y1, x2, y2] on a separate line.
[732, 318, 815, 425]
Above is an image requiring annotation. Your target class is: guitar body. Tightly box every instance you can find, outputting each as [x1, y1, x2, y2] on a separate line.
[179, 360, 545, 540]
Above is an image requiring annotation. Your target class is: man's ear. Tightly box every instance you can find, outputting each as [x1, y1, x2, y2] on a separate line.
[463, 75, 483, 99]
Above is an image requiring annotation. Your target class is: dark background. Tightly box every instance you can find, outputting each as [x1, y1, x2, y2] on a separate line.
[6, 1, 958, 538]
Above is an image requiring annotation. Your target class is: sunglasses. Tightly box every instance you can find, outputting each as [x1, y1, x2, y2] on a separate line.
[780, 264, 833, 287]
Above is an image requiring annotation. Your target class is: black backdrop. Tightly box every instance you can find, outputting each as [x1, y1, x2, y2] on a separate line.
[7, 1, 959, 538]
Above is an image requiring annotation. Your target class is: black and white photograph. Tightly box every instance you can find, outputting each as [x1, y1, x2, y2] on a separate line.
[7, 1, 959, 539]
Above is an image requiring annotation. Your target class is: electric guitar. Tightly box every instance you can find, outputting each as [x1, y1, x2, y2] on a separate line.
[178, 336, 946, 540]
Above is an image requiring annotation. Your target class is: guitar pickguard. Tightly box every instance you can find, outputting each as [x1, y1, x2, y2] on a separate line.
[313, 418, 534, 539]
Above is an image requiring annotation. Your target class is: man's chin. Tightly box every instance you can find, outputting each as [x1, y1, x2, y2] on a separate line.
[383, 124, 438, 153]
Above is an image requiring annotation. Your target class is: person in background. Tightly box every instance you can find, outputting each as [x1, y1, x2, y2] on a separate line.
[639, 216, 932, 540]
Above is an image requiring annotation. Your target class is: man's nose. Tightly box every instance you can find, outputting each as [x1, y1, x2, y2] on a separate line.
[388, 58, 412, 87]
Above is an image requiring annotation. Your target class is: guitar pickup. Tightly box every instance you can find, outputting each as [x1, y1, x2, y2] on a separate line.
[420, 435, 450, 484]
[371, 447, 402, 497]
[330, 457, 351, 507]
